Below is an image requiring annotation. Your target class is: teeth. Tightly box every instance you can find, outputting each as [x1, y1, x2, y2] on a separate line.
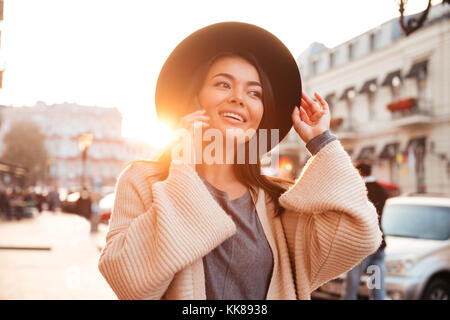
[221, 112, 244, 122]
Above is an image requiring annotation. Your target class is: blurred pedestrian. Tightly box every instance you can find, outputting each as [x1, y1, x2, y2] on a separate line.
[23, 189, 36, 218]
[0, 186, 12, 220]
[343, 160, 389, 300]
[10, 188, 26, 220]
[35, 192, 45, 213]
[48, 186, 60, 212]
[98, 22, 382, 300]
[76, 187, 92, 221]
[90, 190, 102, 233]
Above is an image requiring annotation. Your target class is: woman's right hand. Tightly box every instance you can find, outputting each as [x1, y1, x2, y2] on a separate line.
[175, 109, 210, 168]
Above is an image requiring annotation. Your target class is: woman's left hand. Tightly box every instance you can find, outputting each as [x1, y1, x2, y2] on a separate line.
[291, 92, 331, 144]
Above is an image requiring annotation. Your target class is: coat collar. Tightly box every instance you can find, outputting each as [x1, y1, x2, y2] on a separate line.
[253, 187, 282, 299]
[251, 187, 277, 218]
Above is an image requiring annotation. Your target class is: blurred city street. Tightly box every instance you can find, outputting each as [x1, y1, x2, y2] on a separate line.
[0, 212, 116, 300]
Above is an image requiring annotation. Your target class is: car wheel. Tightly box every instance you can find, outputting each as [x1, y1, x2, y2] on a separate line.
[422, 278, 449, 300]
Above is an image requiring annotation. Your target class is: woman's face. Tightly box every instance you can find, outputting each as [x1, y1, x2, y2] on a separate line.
[197, 56, 264, 141]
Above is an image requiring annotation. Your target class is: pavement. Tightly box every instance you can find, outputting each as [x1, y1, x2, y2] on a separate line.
[0, 211, 117, 300]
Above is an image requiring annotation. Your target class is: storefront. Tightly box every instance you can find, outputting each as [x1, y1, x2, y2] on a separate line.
[0, 161, 28, 188]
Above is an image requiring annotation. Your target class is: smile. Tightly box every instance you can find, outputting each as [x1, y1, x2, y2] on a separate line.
[219, 112, 246, 123]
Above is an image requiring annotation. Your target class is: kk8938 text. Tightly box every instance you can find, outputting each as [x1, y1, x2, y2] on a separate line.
[225, 304, 268, 315]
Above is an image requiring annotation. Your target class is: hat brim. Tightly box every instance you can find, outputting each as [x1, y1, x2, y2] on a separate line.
[155, 21, 302, 146]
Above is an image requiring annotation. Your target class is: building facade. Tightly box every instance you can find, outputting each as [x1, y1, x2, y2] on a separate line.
[277, 3, 450, 194]
[0, 102, 157, 189]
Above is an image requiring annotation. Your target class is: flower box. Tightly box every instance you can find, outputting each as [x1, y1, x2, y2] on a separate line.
[387, 97, 416, 112]
[330, 117, 343, 128]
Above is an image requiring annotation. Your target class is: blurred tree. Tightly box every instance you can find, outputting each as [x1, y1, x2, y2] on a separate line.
[1, 121, 48, 186]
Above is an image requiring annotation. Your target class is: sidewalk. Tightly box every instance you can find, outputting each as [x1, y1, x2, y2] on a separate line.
[0, 211, 116, 300]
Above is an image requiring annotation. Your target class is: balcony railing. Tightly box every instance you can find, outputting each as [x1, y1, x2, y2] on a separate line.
[387, 97, 433, 120]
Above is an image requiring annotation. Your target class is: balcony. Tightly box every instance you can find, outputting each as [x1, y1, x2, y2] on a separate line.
[386, 97, 433, 128]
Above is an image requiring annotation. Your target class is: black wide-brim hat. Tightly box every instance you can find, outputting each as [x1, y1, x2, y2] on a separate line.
[155, 21, 302, 147]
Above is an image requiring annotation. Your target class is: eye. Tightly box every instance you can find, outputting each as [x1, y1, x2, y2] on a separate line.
[249, 90, 262, 99]
[214, 81, 231, 89]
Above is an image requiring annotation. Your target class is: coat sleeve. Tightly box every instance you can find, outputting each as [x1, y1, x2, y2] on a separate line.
[278, 140, 382, 292]
[98, 160, 236, 299]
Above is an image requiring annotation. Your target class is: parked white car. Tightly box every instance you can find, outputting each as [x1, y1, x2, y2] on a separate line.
[99, 192, 115, 223]
[312, 194, 450, 300]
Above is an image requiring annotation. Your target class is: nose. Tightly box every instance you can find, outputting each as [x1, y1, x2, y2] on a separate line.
[229, 88, 245, 107]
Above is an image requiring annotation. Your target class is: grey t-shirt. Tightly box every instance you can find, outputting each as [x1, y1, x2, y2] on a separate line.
[198, 130, 337, 300]
[199, 174, 274, 300]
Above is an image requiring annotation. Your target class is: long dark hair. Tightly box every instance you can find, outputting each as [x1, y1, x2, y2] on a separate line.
[150, 51, 291, 215]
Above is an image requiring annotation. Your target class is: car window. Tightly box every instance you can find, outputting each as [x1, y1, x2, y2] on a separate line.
[382, 204, 450, 240]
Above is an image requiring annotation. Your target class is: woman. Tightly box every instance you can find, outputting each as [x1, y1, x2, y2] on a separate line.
[98, 22, 382, 300]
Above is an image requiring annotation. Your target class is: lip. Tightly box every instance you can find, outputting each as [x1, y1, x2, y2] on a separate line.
[220, 116, 246, 126]
[218, 108, 248, 123]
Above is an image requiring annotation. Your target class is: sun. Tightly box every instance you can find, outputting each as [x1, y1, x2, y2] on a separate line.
[122, 116, 174, 151]
[148, 121, 174, 150]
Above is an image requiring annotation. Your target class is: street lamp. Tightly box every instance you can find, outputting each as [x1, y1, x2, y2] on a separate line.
[78, 133, 93, 188]
[396, 0, 432, 36]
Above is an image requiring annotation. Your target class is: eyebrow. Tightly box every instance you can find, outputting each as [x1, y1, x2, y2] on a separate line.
[212, 73, 262, 87]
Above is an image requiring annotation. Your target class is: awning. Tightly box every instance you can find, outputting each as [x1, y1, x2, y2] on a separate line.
[379, 142, 399, 159]
[406, 60, 428, 79]
[359, 78, 378, 94]
[339, 86, 356, 101]
[356, 146, 376, 161]
[325, 92, 336, 103]
[406, 136, 426, 151]
[381, 70, 401, 87]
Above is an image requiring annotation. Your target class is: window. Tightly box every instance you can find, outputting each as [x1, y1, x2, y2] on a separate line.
[311, 59, 318, 75]
[348, 43, 354, 60]
[406, 60, 428, 101]
[369, 33, 376, 51]
[382, 204, 450, 241]
[359, 79, 378, 120]
[329, 51, 335, 69]
[390, 74, 402, 100]
[325, 93, 336, 113]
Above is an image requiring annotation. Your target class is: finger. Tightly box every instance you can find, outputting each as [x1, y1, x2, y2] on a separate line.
[302, 97, 325, 122]
[292, 106, 312, 135]
[181, 109, 208, 121]
[302, 92, 321, 114]
[301, 97, 320, 118]
[184, 109, 207, 118]
[180, 115, 210, 128]
[189, 115, 210, 123]
[309, 108, 326, 122]
[189, 120, 210, 130]
[291, 106, 303, 130]
[300, 98, 314, 119]
[179, 109, 207, 123]
[300, 107, 314, 126]
[314, 92, 329, 112]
